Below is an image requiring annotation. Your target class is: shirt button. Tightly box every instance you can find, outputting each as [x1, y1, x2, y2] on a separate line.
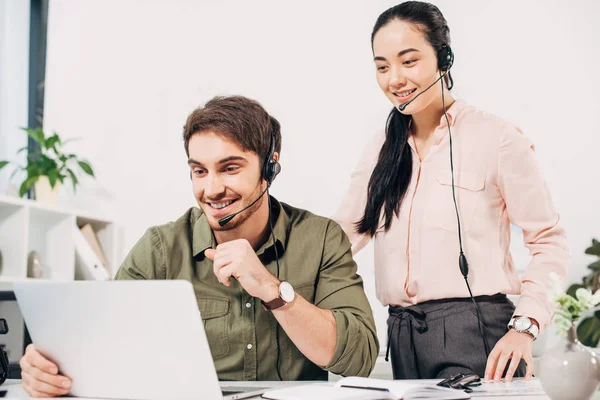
[245, 302, 252, 308]
[247, 344, 253, 350]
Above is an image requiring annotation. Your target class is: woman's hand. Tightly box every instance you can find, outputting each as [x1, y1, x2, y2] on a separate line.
[484, 329, 534, 381]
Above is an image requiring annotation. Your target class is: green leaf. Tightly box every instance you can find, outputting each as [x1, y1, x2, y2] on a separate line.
[47, 170, 58, 188]
[20, 127, 45, 146]
[577, 314, 600, 347]
[19, 176, 38, 198]
[587, 260, 600, 271]
[567, 284, 586, 298]
[585, 239, 600, 256]
[45, 134, 60, 150]
[16, 146, 29, 154]
[78, 161, 94, 177]
[66, 168, 78, 192]
[0, 161, 8, 170]
[26, 162, 40, 178]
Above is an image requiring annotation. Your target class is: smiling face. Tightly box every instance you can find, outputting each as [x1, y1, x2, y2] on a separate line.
[188, 131, 266, 231]
[373, 19, 442, 114]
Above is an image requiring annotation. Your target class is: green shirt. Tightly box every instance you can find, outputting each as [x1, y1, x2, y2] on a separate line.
[115, 197, 379, 381]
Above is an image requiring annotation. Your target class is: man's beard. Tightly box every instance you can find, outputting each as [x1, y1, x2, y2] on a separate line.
[207, 185, 265, 232]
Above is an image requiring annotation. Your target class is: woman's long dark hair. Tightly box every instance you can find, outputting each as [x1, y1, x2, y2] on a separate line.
[356, 1, 453, 236]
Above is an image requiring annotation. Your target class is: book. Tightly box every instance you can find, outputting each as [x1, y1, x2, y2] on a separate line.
[335, 377, 470, 399]
[261, 384, 394, 400]
[79, 223, 111, 275]
[74, 226, 110, 281]
[261, 378, 470, 400]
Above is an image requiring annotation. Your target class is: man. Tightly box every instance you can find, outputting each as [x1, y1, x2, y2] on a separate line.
[19, 95, 379, 397]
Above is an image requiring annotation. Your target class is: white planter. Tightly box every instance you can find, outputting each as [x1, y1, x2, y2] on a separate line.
[34, 176, 61, 204]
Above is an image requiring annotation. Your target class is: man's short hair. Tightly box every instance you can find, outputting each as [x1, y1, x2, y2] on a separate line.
[183, 96, 282, 170]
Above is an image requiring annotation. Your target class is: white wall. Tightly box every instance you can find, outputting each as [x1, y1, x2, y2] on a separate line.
[43, 0, 600, 348]
[0, 0, 30, 194]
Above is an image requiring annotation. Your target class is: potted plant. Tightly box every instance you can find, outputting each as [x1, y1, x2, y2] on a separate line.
[539, 272, 600, 400]
[0, 127, 95, 203]
[567, 239, 600, 348]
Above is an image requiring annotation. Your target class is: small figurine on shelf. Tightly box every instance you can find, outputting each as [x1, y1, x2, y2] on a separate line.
[27, 251, 43, 279]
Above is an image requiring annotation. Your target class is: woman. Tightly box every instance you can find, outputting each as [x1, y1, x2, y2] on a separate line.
[335, 1, 569, 381]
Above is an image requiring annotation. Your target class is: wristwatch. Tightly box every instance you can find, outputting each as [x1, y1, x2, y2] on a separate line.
[262, 281, 295, 311]
[508, 316, 539, 340]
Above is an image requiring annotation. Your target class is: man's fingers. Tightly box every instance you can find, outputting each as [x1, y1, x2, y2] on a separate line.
[26, 362, 71, 389]
[212, 255, 232, 284]
[219, 265, 236, 287]
[22, 371, 70, 397]
[204, 249, 216, 261]
[494, 351, 512, 380]
[26, 344, 58, 374]
[504, 352, 522, 382]
[22, 382, 45, 398]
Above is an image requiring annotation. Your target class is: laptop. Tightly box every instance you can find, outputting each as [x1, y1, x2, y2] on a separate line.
[13, 280, 269, 400]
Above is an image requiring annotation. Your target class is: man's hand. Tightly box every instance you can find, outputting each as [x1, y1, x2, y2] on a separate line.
[19, 344, 72, 398]
[484, 329, 534, 382]
[205, 239, 280, 302]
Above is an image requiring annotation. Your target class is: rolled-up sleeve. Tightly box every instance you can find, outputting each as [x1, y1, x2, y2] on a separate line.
[315, 221, 379, 377]
[497, 127, 570, 332]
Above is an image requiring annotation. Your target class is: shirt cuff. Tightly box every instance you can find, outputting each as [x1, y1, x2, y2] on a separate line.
[324, 310, 377, 377]
[514, 294, 552, 335]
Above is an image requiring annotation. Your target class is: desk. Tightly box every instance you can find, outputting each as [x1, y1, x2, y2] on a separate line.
[2, 379, 599, 399]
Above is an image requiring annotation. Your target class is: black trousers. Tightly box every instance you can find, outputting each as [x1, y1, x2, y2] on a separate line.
[386, 294, 527, 379]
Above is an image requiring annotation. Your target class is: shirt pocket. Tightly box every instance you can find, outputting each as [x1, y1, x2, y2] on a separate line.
[424, 170, 485, 233]
[196, 296, 230, 360]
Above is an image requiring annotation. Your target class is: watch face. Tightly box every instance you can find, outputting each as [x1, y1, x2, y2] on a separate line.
[279, 282, 295, 303]
[514, 317, 532, 331]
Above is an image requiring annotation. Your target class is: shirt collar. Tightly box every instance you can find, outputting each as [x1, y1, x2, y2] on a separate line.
[192, 195, 288, 260]
[407, 99, 467, 147]
[439, 98, 466, 128]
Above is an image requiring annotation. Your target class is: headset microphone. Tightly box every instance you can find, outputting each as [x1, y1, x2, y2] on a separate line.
[397, 70, 448, 112]
[218, 186, 269, 227]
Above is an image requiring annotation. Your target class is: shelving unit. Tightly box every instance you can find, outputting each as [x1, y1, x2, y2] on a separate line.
[0, 194, 117, 372]
[0, 194, 117, 287]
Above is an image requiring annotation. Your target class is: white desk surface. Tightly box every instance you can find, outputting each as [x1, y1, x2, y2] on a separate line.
[1, 378, 599, 400]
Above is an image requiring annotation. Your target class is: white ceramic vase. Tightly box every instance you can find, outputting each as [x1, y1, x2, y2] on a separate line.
[539, 324, 600, 400]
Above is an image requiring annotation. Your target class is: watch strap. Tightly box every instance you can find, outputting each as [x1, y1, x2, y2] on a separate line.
[262, 296, 286, 311]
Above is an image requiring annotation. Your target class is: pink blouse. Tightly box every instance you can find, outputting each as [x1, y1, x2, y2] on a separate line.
[334, 100, 569, 331]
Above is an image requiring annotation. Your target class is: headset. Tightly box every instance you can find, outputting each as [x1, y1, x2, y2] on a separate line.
[397, 44, 491, 357]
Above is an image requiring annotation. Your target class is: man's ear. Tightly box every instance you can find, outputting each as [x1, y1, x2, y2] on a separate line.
[273, 152, 279, 162]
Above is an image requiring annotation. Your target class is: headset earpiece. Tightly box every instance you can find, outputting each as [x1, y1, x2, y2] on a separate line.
[437, 44, 454, 72]
[262, 131, 281, 185]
